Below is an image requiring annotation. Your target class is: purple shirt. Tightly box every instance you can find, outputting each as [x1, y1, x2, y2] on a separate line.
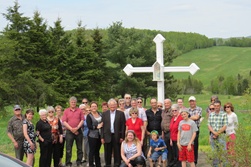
[62, 108, 84, 128]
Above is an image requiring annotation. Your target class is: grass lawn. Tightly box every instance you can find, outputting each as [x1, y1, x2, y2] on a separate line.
[170, 46, 251, 88]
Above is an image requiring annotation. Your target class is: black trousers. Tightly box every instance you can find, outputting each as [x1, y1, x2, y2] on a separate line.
[88, 136, 102, 167]
[104, 134, 121, 167]
[120, 156, 145, 167]
[194, 130, 200, 164]
[39, 141, 52, 167]
[59, 137, 65, 159]
[172, 141, 181, 167]
[163, 131, 175, 167]
[51, 141, 61, 167]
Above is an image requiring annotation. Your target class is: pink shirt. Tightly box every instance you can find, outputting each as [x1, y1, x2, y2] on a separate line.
[62, 107, 84, 128]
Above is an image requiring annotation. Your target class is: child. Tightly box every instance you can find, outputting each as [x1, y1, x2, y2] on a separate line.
[147, 130, 168, 167]
[177, 110, 198, 167]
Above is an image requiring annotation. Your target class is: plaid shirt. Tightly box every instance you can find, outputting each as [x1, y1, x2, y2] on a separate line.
[188, 106, 202, 127]
[208, 111, 228, 132]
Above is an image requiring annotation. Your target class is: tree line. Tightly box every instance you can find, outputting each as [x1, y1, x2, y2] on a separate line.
[0, 2, 215, 110]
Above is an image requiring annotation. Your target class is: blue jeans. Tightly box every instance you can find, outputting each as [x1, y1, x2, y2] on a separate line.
[210, 134, 227, 167]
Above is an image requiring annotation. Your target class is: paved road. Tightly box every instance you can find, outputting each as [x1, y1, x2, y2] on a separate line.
[69, 151, 211, 167]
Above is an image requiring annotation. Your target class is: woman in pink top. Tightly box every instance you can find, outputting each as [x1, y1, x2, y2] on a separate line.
[170, 104, 183, 167]
[126, 107, 145, 145]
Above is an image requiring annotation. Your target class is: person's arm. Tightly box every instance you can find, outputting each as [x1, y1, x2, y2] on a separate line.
[120, 142, 130, 166]
[141, 125, 145, 145]
[147, 146, 152, 158]
[120, 112, 126, 142]
[187, 131, 196, 151]
[57, 118, 63, 143]
[177, 130, 182, 151]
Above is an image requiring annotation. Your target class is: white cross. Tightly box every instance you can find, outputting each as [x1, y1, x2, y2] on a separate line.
[123, 34, 200, 103]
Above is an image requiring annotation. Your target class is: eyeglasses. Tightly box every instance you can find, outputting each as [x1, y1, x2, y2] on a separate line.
[172, 110, 178, 112]
[131, 112, 138, 115]
[225, 106, 231, 108]
[137, 101, 142, 103]
[86, 110, 91, 112]
[14, 109, 21, 111]
[81, 108, 85, 110]
[158, 105, 163, 108]
[82, 102, 88, 104]
[48, 111, 54, 113]
[119, 103, 125, 105]
[209, 108, 215, 110]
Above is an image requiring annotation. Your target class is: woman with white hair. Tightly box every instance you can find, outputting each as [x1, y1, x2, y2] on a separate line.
[170, 104, 183, 167]
[36, 109, 52, 167]
[47, 106, 63, 167]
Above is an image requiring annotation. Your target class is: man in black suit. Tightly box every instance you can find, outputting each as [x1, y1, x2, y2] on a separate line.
[101, 98, 126, 167]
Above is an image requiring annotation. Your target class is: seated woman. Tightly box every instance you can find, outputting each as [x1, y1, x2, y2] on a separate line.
[120, 130, 145, 167]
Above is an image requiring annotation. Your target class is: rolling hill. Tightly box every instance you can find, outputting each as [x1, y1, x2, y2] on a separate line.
[169, 46, 251, 88]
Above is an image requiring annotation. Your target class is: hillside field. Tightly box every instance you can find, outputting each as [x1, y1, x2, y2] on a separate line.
[170, 46, 251, 88]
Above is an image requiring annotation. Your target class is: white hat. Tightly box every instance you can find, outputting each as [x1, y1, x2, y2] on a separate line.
[188, 96, 196, 101]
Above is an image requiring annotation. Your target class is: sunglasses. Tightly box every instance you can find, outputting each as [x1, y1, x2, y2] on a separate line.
[119, 103, 125, 105]
[172, 110, 178, 112]
[82, 102, 88, 104]
[48, 111, 54, 113]
[225, 106, 231, 108]
[209, 108, 215, 110]
[137, 101, 142, 103]
[131, 112, 138, 115]
[15, 109, 21, 111]
[158, 105, 162, 108]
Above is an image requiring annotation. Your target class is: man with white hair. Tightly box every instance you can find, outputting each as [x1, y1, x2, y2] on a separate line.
[62, 96, 84, 167]
[101, 98, 126, 167]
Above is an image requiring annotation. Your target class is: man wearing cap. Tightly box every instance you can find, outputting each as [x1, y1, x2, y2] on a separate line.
[7, 105, 25, 161]
[188, 96, 202, 165]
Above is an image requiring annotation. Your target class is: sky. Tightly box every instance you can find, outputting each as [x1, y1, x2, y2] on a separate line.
[0, 0, 250, 38]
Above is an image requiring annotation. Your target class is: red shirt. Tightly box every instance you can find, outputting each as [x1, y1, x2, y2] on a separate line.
[170, 114, 183, 141]
[62, 107, 84, 128]
[126, 118, 143, 141]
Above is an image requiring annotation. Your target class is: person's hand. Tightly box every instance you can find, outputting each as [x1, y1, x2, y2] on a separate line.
[177, 143, 182, 151]
[30, 142, 35, 151]
[13, 141, 18, 149]
[187, 144, 192, 151]
[146, 131, 151, 135]
[101, 138, 105, 144]
[140, 140, 143, 146]
[125, 159, 130, 166]
[154, 147, 160, 151]
[97, 122, 103, 129]
[128, 163, 133, 167]
[59, 135, 63, 143]
[71, 127, 78, 133]
[170, 140, 173, 146]
[147, 152, 151, 158]
[120, 138, 124, 143]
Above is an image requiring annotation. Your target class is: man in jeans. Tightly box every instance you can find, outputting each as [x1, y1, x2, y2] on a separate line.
[208, 100, 228, 167]
[62, 96, 84, 167]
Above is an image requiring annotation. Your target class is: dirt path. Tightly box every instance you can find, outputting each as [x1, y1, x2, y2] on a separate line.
[70, 151, 211, 167]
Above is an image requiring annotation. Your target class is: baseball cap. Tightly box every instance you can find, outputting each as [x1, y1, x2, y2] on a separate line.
[188, 96, 196, 101]
[14, 105, 21, 110]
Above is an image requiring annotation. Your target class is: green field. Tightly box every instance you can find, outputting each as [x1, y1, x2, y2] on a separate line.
[170, 46, 251, 88]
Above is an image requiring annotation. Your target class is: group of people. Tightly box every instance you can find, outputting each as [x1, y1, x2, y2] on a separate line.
[7, 94, 238, 167]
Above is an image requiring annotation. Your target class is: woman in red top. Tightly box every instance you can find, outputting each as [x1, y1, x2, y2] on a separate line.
[170, 104, 183, 167]
[125, 107, 145, 145]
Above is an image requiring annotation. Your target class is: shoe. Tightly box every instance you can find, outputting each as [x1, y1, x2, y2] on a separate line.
[81, 160, 87, 163]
